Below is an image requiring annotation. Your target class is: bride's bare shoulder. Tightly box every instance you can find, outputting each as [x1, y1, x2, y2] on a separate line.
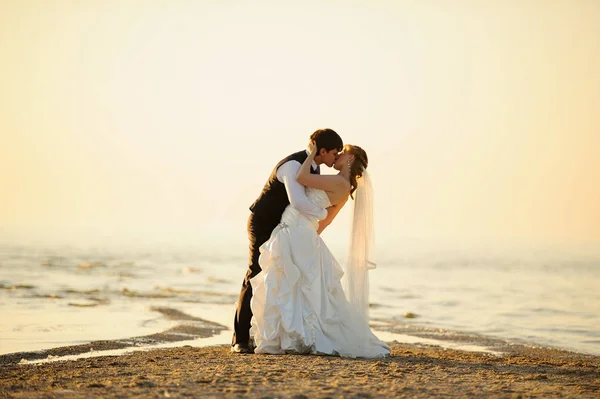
[328, 175, 351, 196]
[331, 193, 349, 206]
[335, 175, 351, 188]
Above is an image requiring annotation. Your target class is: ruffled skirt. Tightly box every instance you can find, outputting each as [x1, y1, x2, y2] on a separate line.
[249, 222, 390, 358]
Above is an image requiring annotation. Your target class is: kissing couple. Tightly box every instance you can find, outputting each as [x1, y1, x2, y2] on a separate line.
[232, 128, 390, 358]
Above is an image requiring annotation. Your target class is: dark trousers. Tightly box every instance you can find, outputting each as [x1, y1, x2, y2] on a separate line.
[232, 214, 274, 346]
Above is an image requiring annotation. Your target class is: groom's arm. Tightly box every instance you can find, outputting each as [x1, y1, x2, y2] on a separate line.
[277, 161, 328, 220]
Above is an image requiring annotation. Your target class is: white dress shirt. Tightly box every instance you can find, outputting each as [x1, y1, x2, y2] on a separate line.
[276, 152, 328, 220]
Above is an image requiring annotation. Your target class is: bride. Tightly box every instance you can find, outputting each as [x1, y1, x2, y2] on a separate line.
[249, 142, 390, 358]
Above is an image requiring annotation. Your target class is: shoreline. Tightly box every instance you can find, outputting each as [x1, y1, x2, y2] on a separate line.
[0, 306, 228, 366]
[2, 307, 598, 365]
[2, 309, 599, 397]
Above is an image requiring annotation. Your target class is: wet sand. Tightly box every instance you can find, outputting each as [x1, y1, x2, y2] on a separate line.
[0, 306, 228, 366]
[1, 341, 599, 398]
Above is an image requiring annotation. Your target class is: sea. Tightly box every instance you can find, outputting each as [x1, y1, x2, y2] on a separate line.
[1, 244, 599, 357]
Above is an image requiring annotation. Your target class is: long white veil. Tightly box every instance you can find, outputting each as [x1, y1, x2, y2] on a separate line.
[344, 170, 375, 321]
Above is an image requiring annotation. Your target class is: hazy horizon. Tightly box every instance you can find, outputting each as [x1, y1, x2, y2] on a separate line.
[2, 1, 599, 257]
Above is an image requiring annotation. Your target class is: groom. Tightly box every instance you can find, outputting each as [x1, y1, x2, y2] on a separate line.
[231, 128, 343, 353]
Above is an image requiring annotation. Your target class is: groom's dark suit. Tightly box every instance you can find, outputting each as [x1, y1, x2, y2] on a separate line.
[232, 150, 321, 347]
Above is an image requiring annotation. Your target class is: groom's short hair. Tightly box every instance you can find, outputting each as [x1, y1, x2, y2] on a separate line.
[310, 128, 343, 153]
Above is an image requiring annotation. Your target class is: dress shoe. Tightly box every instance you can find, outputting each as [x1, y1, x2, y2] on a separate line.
[230, 343, 252, 354]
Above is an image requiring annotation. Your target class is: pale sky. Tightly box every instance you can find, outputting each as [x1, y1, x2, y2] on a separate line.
[1, 1, 599, 255]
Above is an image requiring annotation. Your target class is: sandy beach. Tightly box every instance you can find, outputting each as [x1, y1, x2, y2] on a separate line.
[1, 305, 599, 398]
[1, 342, 598, 398]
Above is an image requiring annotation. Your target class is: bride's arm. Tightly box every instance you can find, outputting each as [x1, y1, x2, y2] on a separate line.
[317, 196, 348, 235]
[297, 142, 347, 192]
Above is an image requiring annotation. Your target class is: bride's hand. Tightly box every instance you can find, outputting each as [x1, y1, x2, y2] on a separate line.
[307, 141, 317, 157]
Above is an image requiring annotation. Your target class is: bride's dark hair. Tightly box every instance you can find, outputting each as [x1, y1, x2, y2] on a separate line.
[345, 145, 368, 199]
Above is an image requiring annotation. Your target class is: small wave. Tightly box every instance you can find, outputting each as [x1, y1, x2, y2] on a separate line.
[396, 293, 422, 299]
[76, 262, 106, 270]
[181, 297, 237, 305]
[153, 286, 235, 298]
[437, 300, 460, 307]
[205, 277, 230, 284]
[30, 293, 63, 299]
[64, 289, 101, 295]
[534, 327, 592, 335]
[499, 312, 529, 318]
[581, 339, 600, 345]
[0, 283, 35, 290]
[368, 303, 392, 310]
[182, 267, 202, 274]
[120, 288, 174, 299]
[153, 286, 198, 295]
[529, 307, 571, 315]
[40, 257, 70, 267]
[68, 298, 110, 307]
[117, 272, 136, 279]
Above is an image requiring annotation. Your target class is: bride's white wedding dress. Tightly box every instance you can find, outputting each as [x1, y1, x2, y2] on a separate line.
[249, 187, 390, 358]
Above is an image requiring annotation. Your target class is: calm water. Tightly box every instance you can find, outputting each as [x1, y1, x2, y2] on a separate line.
[1, 245, 599, 356]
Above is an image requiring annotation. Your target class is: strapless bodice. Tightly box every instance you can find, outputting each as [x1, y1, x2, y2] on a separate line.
[306, 188, 332, 209]
[280, 188, 331, 230]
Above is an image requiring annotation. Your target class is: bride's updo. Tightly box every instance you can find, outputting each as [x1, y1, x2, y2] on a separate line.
[345, 145, 368, 198]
